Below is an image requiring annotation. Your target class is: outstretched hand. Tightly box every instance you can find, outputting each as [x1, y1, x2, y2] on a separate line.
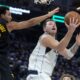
[65, 17, 80, 31]
[47, 7, 60, 17]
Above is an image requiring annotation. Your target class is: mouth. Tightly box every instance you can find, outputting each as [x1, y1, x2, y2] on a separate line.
[52, 28, 56, 30]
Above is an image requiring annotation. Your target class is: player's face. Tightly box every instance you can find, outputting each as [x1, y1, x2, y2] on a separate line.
[4, 10, 12, 22]
[45, 21, 57, 35]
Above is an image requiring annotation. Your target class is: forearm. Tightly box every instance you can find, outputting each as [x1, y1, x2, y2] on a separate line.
[57, 16, 80, 52]
[70, 42, 79, 54]
[57, 29, 75, 52]
[65, 43, 79, 59]
[28, 14, 49, 26]
[19, 14, 49, 29]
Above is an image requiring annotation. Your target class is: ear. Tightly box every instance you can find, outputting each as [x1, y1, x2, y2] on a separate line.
[43, 26, 46, 32]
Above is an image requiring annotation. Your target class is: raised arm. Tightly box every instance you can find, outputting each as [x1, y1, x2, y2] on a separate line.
[7, 7, 59, 32]
[56, 18, 80, 52]
[60, 34, 80, 60]
[40, 18, 80, 59]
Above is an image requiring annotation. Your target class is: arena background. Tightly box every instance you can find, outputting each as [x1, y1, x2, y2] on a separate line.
[0, 0, 80, 80]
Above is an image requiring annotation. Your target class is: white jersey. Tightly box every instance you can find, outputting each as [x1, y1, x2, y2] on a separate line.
[28, 34, 58, 76]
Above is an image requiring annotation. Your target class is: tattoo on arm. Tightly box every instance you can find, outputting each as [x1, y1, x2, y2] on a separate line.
[70, 43, 79, 54]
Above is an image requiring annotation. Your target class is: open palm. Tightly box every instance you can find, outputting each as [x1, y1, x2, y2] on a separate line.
[65, 17, 80, 29]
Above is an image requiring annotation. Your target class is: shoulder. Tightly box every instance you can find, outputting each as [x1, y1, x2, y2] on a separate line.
[40, 33, 55, 42]
[39, 33, 55, 45]
[40, 33, 51, 40]
[39, 33, 49, 42]
[7, 21, 18, 32]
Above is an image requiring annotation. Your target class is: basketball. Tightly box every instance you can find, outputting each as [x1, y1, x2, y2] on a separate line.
[64, 11, 80, 25]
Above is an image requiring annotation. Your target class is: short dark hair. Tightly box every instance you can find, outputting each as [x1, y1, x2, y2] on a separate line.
[43, 18, 54, 28]
[0, 6, 9, 17]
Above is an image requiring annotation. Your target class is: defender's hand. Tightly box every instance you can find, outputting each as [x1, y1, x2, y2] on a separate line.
[47, 7, 60, 17]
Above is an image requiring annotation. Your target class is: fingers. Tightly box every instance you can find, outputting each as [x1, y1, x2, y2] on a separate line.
[69, 17, 80, 27]
[69, 17, 75, 24]
[48, 7, 60, 17]
[65, 22, 69, 28]
[69, 17, 77, 23]
[54, 7, 60, 11]
[55, 7, 60, 12]
[72, 17, 75, 23]
[75, 18, 78, 24]
[70, 17, 72, 24]
[52, 7, 60, 13]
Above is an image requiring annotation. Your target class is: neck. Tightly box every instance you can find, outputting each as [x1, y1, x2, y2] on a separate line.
[45, 32, 56, 37]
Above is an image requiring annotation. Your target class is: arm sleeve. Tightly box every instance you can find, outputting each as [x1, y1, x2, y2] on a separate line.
[66, 49, 74, 59]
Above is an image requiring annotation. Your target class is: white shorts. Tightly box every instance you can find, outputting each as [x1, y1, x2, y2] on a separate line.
[26, 73, 51, 80]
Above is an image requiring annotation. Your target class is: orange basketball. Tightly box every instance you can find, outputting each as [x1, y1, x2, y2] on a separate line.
[64, 11, 80, 25]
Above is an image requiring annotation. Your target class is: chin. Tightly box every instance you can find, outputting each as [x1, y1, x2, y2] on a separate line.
[8, 20, 11, 22]
[53, 31, 57, 34]
[51, 32, 56, 35]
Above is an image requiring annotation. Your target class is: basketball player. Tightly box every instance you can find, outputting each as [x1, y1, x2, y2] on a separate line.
[0, 6, 59, 80]
[27, 18, 80, 80]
